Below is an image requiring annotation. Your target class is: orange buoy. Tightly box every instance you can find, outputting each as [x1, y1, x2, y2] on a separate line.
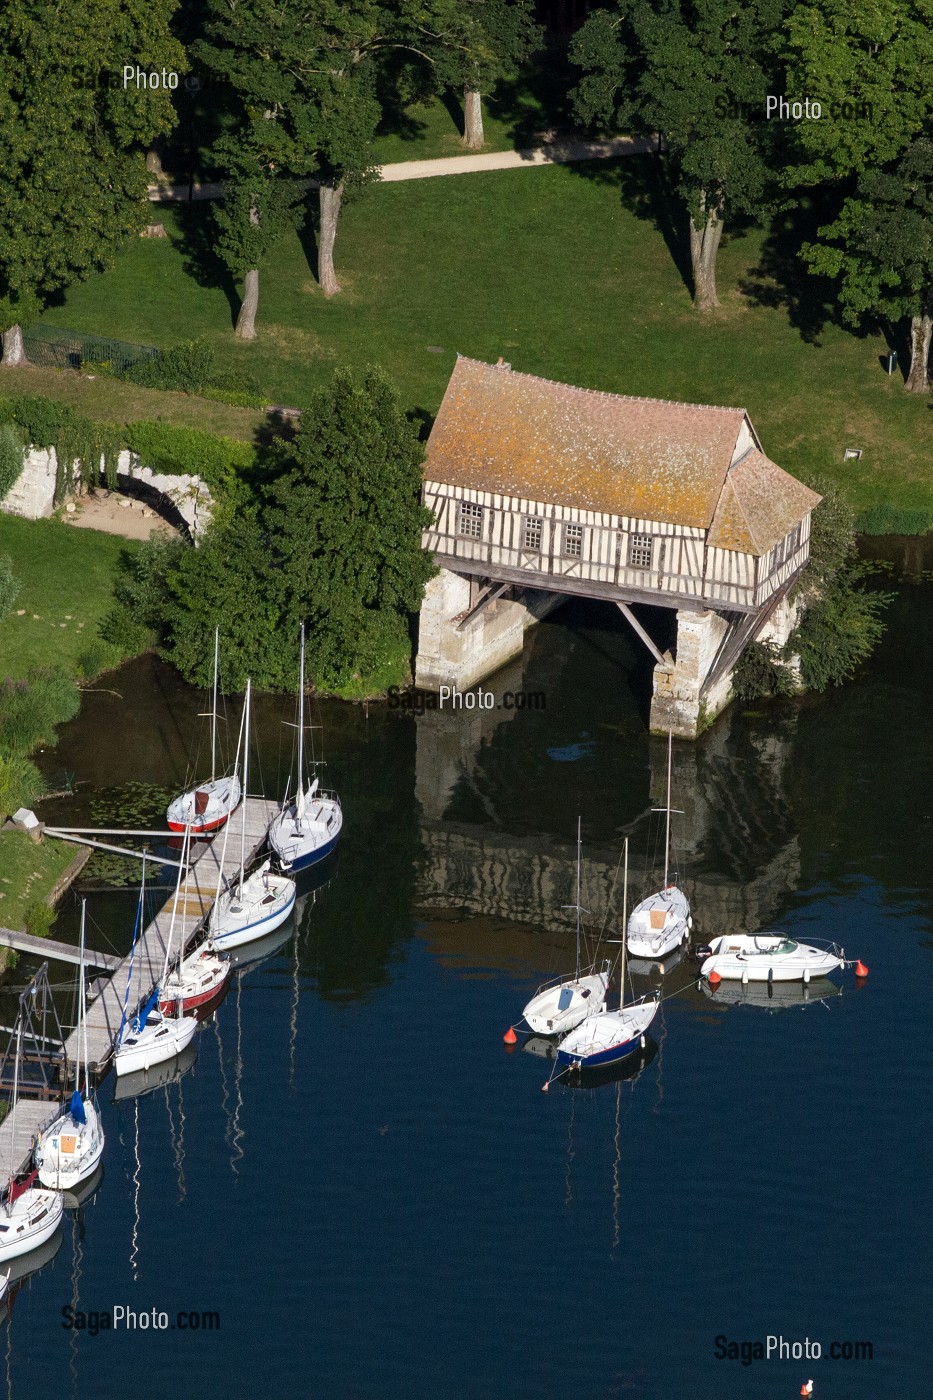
[800, 1381, 814, 1397]
[708, 970, 722, 987]
[541, 1082, 549, 1093]
[503, 1026, 517, 1045]
[854, 960, 869, 979]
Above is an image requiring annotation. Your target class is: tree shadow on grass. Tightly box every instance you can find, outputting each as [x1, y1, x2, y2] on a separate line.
[491, 39, 578, 148]
[297, 204, 321, 290]
[568, 152, 695, 298]
[172, 202, 241, 332]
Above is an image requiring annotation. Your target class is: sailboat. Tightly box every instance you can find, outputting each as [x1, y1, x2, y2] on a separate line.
[268, 625, 342, 873]
[522, 818, 611, 1036]
[558, 838, 660, 1070]
[626, 731, 692, 961]
[0, 1018, 64, 1263]
[113, 844, 199, 1078]
[210, 680, 296, 948]
[167, 628, 242, 834]
[34, 902, 105, 1191]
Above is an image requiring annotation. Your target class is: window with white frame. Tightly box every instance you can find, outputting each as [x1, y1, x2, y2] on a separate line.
[523, 516, 543, 551]
[563, 522, 584, 558]
[628, 532, 654, 569]
[457, 500, 483, 539]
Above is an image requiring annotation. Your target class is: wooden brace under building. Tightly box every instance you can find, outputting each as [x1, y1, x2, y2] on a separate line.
[415, 357, 820, 737]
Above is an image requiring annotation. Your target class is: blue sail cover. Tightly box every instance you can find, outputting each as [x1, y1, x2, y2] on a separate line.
[133, 985, 161, 1033]
[69, 1089, 87, 1125]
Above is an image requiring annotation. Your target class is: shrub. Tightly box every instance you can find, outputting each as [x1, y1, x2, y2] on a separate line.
[3, 395, 72, 449]
[123, 419, 255, 493]
[23, 901, 54, 939]
[122, 338, 215, 393]
[0, 667, 80, 758]
[98, 607, 157, 657]
[732, 640, 798, 702]
[790, 571, 892, 691]
[0, 554, 19, 621]
[0, 753, 44, 818]
[76, 641, 123, 680]
[0, 423, 24, 500]
[855, 504, 933, 536]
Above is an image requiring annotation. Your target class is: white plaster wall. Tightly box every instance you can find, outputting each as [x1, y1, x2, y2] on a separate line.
[0, 445, 213, 538]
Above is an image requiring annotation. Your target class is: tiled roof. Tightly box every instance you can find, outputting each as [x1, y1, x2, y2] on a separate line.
[425, 357, 819, 553]
[708, 449, 821, 555]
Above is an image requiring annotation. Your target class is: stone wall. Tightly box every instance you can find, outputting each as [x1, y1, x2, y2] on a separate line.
[0, 445, 213, 539]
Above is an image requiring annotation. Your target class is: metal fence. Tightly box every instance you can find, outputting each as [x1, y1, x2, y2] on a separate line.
[20, 324, 161, 374]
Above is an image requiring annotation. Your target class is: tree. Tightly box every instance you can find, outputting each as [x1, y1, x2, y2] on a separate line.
[212, 154, 303, 339]
[415, 0, 541, 149]
[0, 1, 185, 363]
[264, 366, 436, 688]
[571, 0, 787, 310]
[198, 0, 384, 298]
[801, 140, 933, 391]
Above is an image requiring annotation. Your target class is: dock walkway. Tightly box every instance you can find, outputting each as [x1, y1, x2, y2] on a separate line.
[0, 929, 120, 972]
[0, 1101, 56, 1181]
[63, 797, 279, 1074]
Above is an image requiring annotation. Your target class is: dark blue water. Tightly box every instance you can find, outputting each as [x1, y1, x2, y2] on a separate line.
[6, 540, 932, 1399]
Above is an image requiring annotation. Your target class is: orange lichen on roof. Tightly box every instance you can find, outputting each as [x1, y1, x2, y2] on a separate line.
[426, 357, 747, 528]
[708, 450, 821, 555]
[426, 358, 820, 554]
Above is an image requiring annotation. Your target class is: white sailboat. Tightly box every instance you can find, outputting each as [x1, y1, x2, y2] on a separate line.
[522, 818, 611, 1036]
[167, 627, 241, 834]
[113, 845, 198, 1078]
[34, 901, 105, 1191]
[0, 1019, 63, 1263]
[268, 625, 342, 873]
[626, 731, 692, 961]
[558, 838, 660, 1070]
[210, 680, 296, 949]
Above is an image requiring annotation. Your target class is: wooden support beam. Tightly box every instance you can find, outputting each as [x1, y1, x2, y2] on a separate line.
[455, 580, 512, 632]
[615, 602, 667, 665]
[44, 830, 183, 867]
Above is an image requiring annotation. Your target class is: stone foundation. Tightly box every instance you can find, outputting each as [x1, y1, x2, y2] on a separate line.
[415, 568, 564, 692]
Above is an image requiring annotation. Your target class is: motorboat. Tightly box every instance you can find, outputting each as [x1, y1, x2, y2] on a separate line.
[699, 933, 845, 983]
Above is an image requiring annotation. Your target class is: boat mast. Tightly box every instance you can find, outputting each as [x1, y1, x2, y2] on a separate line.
[160, 825, 190, 992]
[211, 690, 248, 919]
[118, 857, 146, 1045]
[663, 728, 673, 888]
[7, 1014, 22, 1210]
[239, 680, 251, 884]
[620, 837, 629, 1011]
[574, 815, 583, 981]
[76, 899, 88, 1098]
[211, 627, 219, 778]
[296, 624, 306, 821]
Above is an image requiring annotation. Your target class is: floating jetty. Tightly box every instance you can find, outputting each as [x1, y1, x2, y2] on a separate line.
[61, 796, 279, 1075]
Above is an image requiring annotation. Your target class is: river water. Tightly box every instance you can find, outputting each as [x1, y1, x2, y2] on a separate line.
[4, 539, 931, 1398]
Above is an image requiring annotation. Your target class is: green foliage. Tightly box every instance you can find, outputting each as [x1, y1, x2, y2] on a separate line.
[23, 901, 54, 940]
[0, 394, 70, 449]
[0, 666, 80, 758]
[101, 534, 187, 654]
[0, 554, 18, 620]
[0, 753, 44, 818]
[856, 505, 933, 535]
[212, 172, 304, 279]
[122, 420, 256, 493]
[54, 417, 123, 499]
[800, 475, 858, 586]
[0, 1, 185, 333]
[790, 571, 891, 690]
[122, 339, 216, 394]
[0, 422, 23, 500]
[732, 640, 798, 702]
[421, 0, 543, 96]
[76, 641, 124, 680]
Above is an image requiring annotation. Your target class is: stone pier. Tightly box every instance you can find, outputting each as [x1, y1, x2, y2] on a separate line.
[415, 567, 564, 692]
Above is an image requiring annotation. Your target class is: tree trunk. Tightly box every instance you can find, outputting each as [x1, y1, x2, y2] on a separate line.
[462, 88, 484, 150]
[688, 194, 724, 311]
[905, 312, 932, 392]
[236, 269, 259, 340]
[318, 181, 344, 297]
[0, 325, 27, 366]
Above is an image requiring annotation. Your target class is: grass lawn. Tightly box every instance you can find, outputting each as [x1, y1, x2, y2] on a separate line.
[30, 156, 933, 528]
[0, 831, 80, 931]
[0, 516, 139, 680]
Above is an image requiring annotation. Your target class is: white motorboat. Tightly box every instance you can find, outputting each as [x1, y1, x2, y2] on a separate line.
[627, 731, 691, 961]
[0, 1018, 63, 1265]
[522, 818, 610, 1036]
[699, 933, 845, 984]
[113, 843, 199, 1078]
[35, 901, 106, 1192]
[268, 626, 342, 873]
[209, 681, 297, 948]
[167, 628, 241, 834]
[558, 838, 660, 1071]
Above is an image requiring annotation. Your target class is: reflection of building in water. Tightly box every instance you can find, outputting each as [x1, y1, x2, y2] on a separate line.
[415, 679, 801, 959]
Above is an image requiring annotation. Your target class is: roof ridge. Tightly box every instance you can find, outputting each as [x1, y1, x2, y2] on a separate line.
[455, 353, 747, 417]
